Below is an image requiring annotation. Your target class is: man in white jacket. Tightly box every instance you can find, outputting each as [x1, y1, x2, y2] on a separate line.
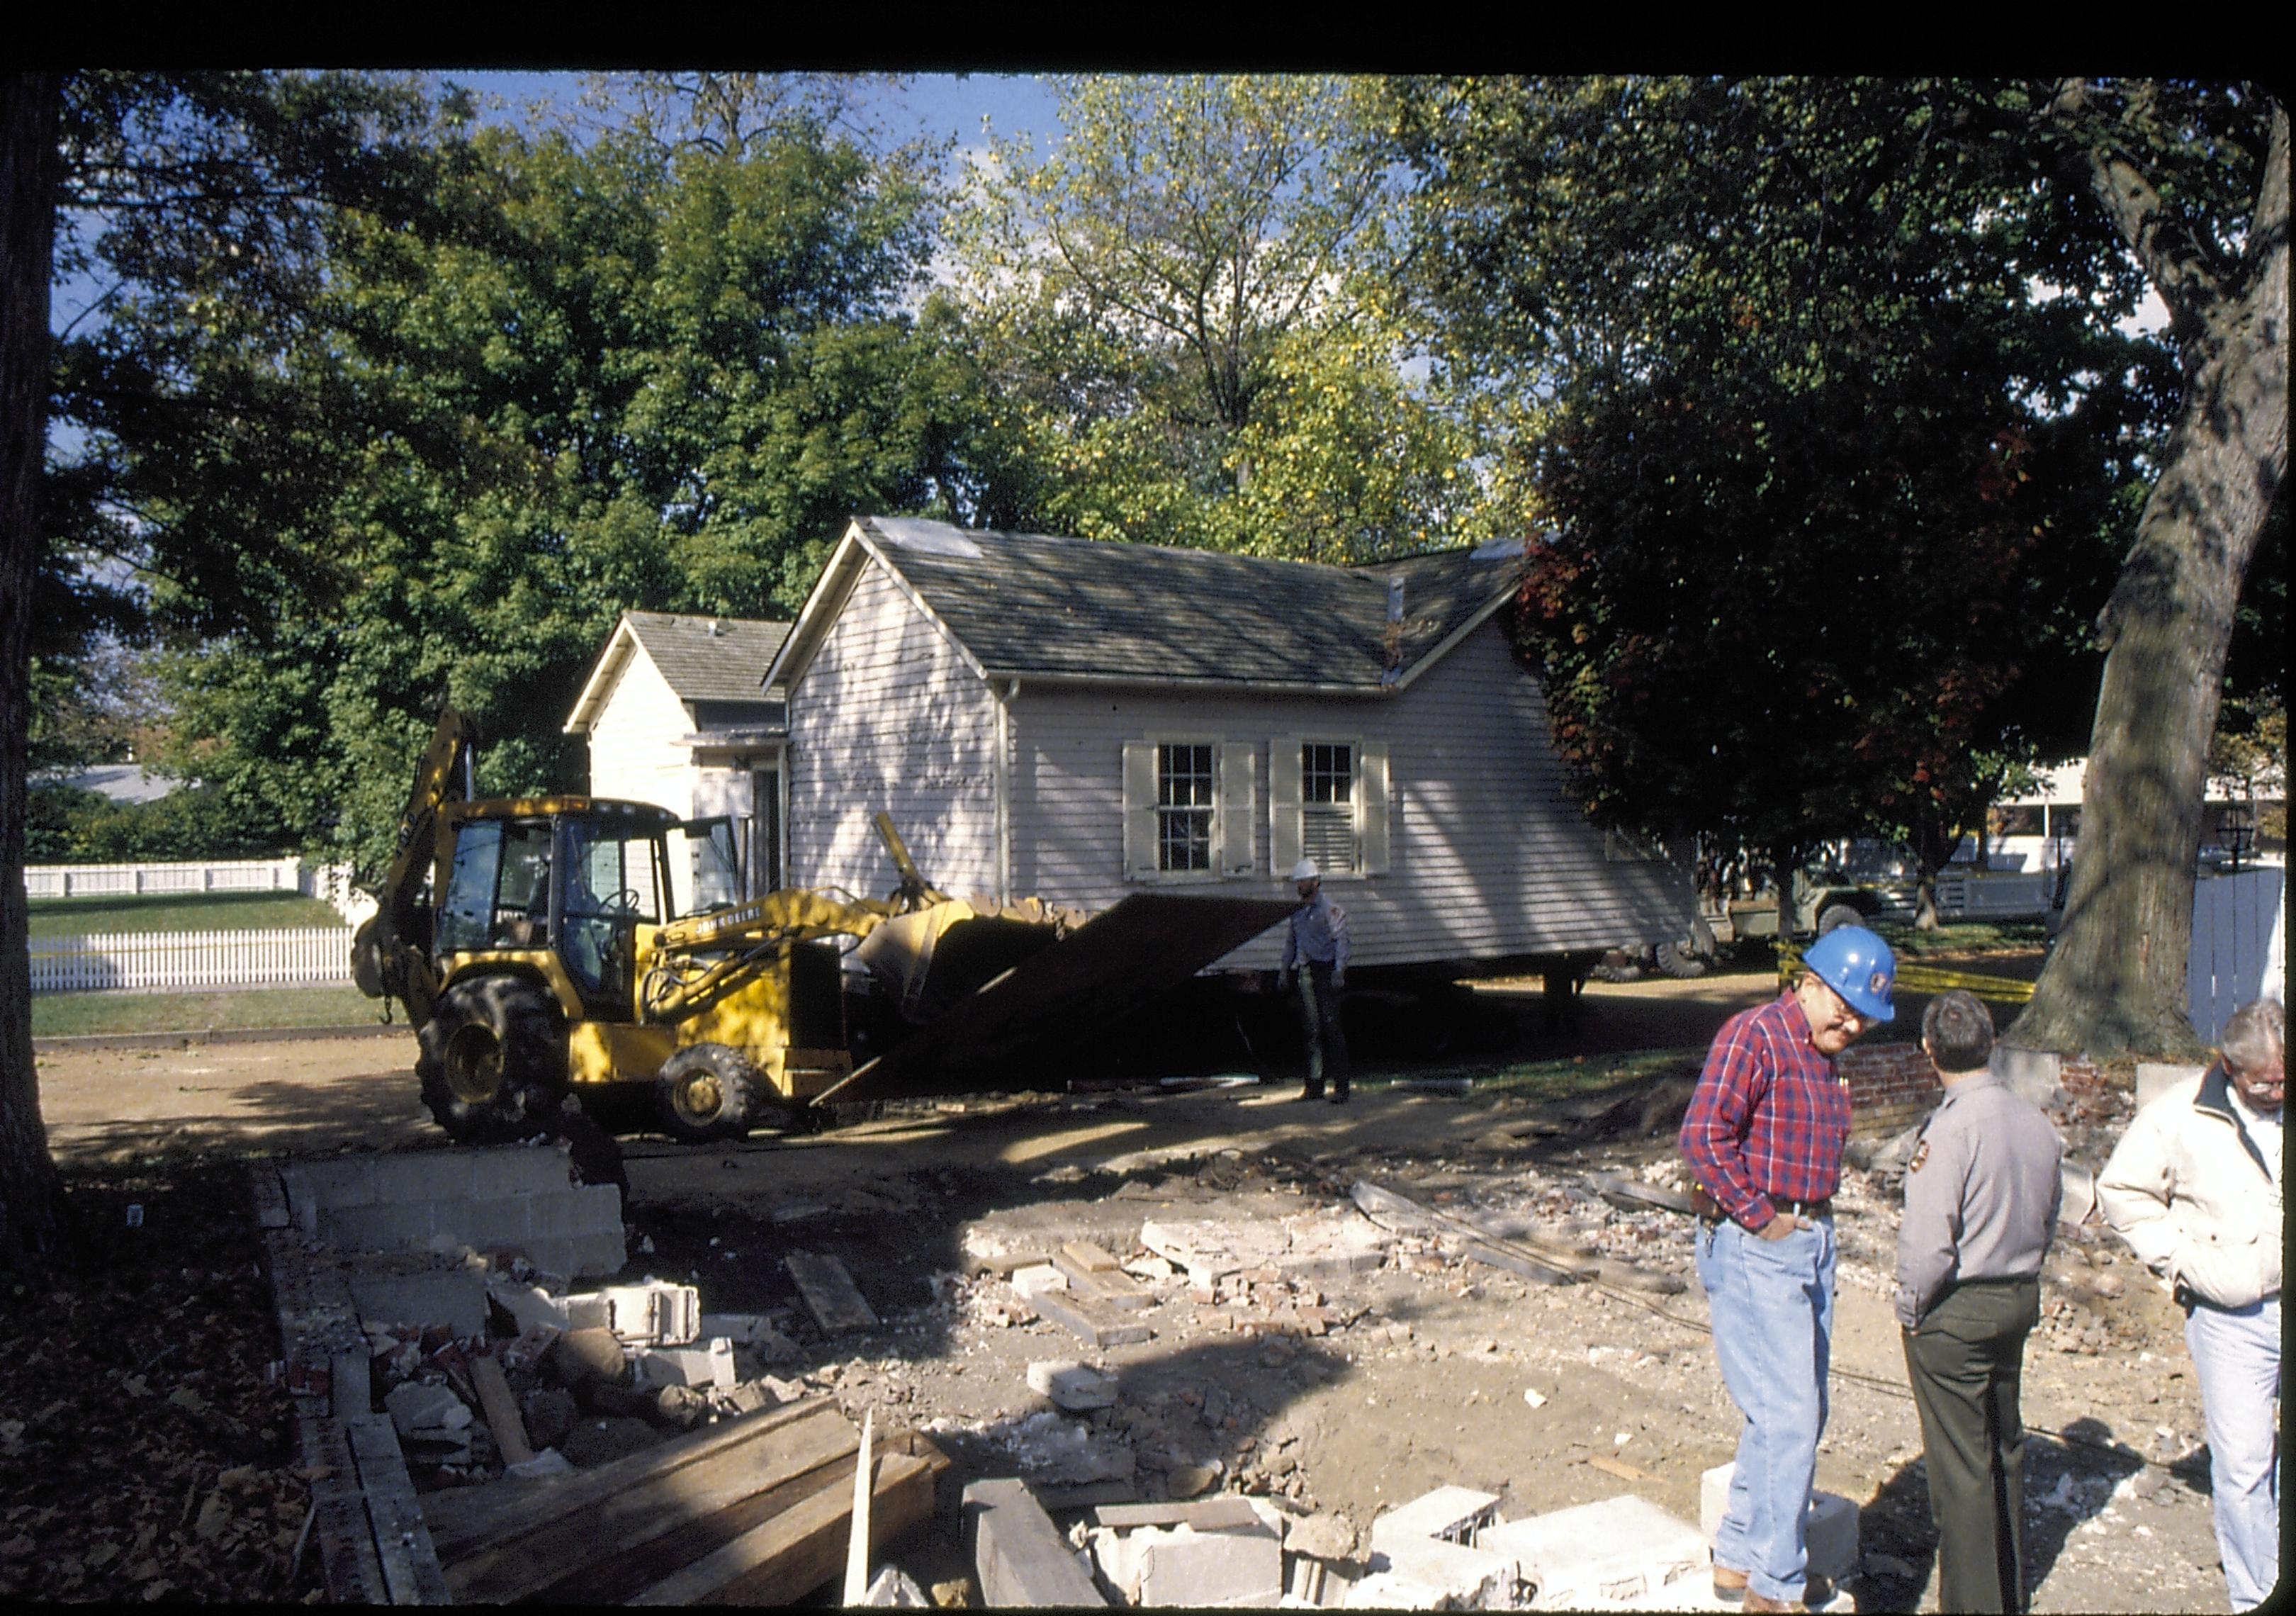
[2097, 998, 2283, 1612]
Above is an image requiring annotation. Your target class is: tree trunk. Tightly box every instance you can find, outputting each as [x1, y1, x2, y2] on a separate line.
[0, 73, 64, 1280]
[2008, 118, 2288, 1059]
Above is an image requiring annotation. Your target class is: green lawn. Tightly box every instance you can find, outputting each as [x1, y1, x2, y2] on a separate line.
[28, 889, 346, 938]
[31, 984, 388, 1039]
[1870, 919, 2049, 958]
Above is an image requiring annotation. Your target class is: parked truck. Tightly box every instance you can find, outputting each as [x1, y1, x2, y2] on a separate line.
[352, 710, 1288, 1145]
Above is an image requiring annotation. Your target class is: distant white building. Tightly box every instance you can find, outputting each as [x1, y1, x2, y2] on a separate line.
[564, 612, 791, 909]
[1984, 758, 2286, 872]
[48, 763, 179, 804]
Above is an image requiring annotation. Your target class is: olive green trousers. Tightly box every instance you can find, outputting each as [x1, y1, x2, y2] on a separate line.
[1902, 1277, 2042, 1613]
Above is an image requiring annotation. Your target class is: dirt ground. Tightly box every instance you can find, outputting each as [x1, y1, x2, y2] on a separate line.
[30, 969, 2236, 1612]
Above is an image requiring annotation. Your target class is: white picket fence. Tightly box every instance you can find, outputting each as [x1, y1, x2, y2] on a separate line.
[25, 856, 303, 900]
[2188, 866, 2288, 1045]
[30, 928, 355, 993]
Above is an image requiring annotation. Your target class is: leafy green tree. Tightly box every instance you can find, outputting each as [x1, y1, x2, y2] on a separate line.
[952, 74, 1484, 560]
[162, 84, 984, 879]
[1400, 78, 2143, 912]
[1397, 77, 2285, 1053]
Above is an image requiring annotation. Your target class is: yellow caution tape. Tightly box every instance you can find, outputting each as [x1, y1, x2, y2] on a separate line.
[1777, 940, 2035, 1004]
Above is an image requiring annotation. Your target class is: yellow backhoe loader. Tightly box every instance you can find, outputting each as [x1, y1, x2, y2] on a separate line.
[352, 709, 1290, 1146]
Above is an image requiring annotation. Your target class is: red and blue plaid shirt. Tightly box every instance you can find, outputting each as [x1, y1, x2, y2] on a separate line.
[1678, 992, 1852, 1231]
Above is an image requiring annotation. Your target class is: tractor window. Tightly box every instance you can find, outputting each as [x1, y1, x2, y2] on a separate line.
[493, 821, 553, 946]
[672, 817, 743, 916]
[558, 820, 663, 1001]
[437, 819, 504, 954]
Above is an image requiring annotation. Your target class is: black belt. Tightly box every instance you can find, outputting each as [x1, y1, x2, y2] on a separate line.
[1690, 1183, 1831, 1223]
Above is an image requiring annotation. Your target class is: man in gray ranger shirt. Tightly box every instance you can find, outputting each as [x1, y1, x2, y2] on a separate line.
[1896, 990, 2064, 1613]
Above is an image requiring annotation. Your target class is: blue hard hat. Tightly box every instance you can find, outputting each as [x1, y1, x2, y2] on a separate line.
[1801, 924, 1896, 1022]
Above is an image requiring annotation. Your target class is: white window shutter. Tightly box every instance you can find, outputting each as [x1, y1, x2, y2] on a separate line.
[1268, 735, 1302, 879]
[1217, 743, 1256, 876]
[1122, 740, 1157, 880]
[1358, 741, 1391, 875]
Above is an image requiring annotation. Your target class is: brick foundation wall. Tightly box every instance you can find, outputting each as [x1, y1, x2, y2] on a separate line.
[1840, 1040, 1939, 1140]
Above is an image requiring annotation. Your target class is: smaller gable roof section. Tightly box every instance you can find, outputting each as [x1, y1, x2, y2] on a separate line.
[778, 517, 1525, 695]
[565, 611, 792, 734]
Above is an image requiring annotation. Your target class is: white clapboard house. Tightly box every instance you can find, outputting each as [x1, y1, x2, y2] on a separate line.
[759, 517, 1696, 977]
[564, 610, 792, 908]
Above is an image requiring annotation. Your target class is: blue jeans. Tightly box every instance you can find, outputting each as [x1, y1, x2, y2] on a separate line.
[2186, 1297, 2280, 1610]
[1698, 1214, 1837, 1603]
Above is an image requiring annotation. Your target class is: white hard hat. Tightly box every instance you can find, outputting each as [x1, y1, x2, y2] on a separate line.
[1290, 858, 1320, 882]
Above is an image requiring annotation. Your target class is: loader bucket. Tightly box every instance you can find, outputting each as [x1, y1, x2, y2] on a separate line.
[816, 892, 1296, 1105]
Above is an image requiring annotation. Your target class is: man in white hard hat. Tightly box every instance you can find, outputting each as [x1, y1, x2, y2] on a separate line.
[1276, 858, 1351, 1103]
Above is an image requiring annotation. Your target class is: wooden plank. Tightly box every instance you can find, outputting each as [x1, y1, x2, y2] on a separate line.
[421, 1395, 834, 1561]
[966, 1476, 1110, 1607]
[1589, 1453, 1657, 1483]
[1031, 1286, 1153, 1347]
[530, 1432, 948, 1605]
[1463, 1240, 1579, 1287]
[786, 1250, 880, 1333]
[343, 1414, 453, 1603]
[468, 1354, 535, 1466]
[444, 1403, 855, 1604]
[628, 1449, 933, 1605]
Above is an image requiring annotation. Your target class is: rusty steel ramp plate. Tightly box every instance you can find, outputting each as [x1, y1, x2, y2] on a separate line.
[817, 892, 1296, 1105]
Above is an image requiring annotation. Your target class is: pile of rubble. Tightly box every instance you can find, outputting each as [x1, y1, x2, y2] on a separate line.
[366, 1274, 814, 1488]
[968, 1468, 1859, 1609]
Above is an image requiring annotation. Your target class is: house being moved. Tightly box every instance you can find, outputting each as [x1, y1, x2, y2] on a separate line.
[760, 517, 1696, 980]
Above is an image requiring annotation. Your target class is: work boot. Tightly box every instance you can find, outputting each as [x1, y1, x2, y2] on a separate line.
[1741, 1591, 1805, 1614]
[1711, 1564, 1748, 1603]
[1296, 1087, 1324, 1102]
[1328, 1088, 1350, 1105]
[1801, 1574, 1834, 1607]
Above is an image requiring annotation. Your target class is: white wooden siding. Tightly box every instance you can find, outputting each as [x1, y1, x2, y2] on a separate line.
[1008, 623, 1693, 969]
[586, 644, 697, 819]
[785, 560, 1002, 901]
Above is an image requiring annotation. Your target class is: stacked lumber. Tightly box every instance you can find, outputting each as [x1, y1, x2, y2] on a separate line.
[416, 1396, 947, 1604]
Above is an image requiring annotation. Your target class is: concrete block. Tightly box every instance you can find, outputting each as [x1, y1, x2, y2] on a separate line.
[1803, 1489, 1859, 1582]
[965, 1476, 1108, 1607]
[594, 1281, 699, 1345]
[383, 1380, 471, 1441]
[464, 1143, 578, 1199]
[1991, 1047, 2064, 1107]
[531, 1184, 624, 1238]
[1137, 1522, 1282, 1607]
[700, 1311, 766, 1345]
[1344, 1568, 1451, 1607]
[539, 1233, 626, 1281]
[1011, 1263, 1069, 1299]
[2137, 1062, 2207, 1112]
[446, 1195, 535, 1250]
[1700, 1466, 1859, 1582]
[1371, 1535, 1514, 1607]
[1370, 1485, 1502, 1552]
[507, 1448, 574, 1481]
[1028, 1360, 1118, 1410]
[364, 1152, 475, 1204]
[1480, 1495, 1706, 1610]
[630, 1338, 736, 1391]
[488, 1281, 571, 1335]
[347, 1271, 491, 1337]
[322, 1201, 435, 1252]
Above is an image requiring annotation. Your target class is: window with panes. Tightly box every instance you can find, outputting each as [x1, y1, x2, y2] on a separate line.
[1157, 744, 1217, 872]
[1302, 742, 1356, 874]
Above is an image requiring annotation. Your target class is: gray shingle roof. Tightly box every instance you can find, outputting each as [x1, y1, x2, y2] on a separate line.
[621, 612, 791, 703]
[856, 517, 1522, 690]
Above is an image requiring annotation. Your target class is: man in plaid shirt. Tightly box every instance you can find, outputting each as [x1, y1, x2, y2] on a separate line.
[1680, 924, 1896, 1612]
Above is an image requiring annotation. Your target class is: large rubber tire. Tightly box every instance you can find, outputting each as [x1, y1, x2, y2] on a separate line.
[417, 977, 569, 1143]
[1816, 902, 1867, 937]
[656, 1043, 758, 1145]
[1655, 939, 1710, 979]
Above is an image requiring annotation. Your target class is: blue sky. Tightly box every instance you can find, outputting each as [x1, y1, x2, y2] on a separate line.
[446, 69, 1064, 156]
